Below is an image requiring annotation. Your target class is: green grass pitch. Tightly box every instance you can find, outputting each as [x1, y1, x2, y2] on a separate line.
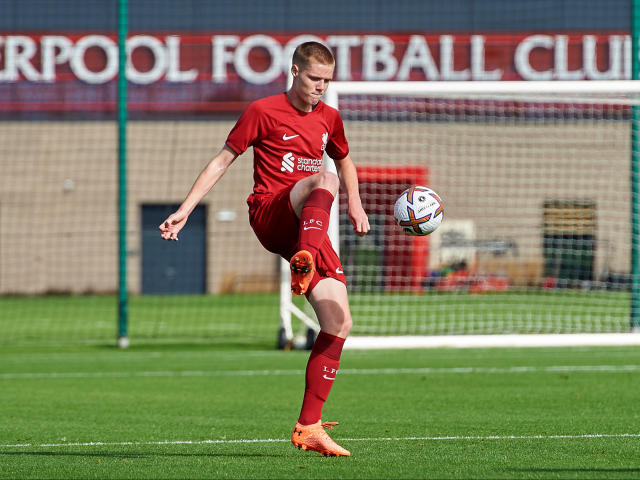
[0, 290, 631, 346]
[1, 343, 639, 479]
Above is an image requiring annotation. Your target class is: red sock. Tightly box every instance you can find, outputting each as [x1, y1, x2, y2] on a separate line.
[298, 188, 334, 259]
[298, 331, 345, 425]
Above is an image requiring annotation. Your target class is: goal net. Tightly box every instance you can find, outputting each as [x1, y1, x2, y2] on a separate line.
[281, 80, 640, 347]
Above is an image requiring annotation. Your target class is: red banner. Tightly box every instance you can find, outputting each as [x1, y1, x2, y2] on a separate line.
[0, 32, 632, 113]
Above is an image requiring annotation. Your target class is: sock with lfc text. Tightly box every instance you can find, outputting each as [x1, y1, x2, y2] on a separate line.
[298, 188, 334, 259]
[297, 331, 345, 425]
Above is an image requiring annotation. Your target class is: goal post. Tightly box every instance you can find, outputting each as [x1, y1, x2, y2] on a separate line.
[280, 80, 640, 348]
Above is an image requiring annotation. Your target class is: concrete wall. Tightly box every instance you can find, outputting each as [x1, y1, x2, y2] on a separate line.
[0, 120, 274, 295]
[0, 117, 630, 294]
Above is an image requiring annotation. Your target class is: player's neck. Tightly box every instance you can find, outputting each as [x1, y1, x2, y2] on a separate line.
[286, 90, 313, 113]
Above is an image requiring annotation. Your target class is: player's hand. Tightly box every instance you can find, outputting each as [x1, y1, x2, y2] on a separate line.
[159, 211, 188, 241]
[348, 201, 370, 237]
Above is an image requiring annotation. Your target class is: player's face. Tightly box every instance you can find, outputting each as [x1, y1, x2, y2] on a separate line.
[291, 62, 334, 110]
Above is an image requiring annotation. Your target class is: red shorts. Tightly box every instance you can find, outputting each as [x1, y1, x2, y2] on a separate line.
[247, 186, 346, 294]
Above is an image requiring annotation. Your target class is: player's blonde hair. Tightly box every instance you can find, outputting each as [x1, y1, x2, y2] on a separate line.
[292, 42, 335, 71]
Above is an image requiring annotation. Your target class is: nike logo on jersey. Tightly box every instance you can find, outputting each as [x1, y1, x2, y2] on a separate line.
[303, 226, 322, 231]
[336, 267, 344, 274]
[283, 133, 299, 141]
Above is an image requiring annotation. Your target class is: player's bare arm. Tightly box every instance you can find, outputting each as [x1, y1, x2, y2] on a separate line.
[334, 154, 370, 237]
[159, 146, 237, 241]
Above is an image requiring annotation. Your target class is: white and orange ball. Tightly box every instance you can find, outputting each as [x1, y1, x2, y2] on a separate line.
[394, 186, 444, 236]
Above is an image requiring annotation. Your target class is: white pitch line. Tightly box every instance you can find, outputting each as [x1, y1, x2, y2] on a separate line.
[1, 364, 639, 380]
[1, 433, 639, 449]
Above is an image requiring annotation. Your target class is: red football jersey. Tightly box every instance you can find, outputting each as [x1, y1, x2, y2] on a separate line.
[225, 93, 349, 196]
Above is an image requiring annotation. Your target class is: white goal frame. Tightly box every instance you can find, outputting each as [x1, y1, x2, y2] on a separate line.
[279, 80, 640, 349]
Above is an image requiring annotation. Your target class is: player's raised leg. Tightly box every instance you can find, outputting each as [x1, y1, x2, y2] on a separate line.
[291, 277, 352, 456]
[289, 171, 340, 295]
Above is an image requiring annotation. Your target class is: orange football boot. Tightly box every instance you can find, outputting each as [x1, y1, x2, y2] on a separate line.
[291, 421, 351, 457]
[290, 250, 315, 295]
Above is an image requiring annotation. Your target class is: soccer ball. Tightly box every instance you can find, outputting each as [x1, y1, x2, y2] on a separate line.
[394, 186, 444, 236]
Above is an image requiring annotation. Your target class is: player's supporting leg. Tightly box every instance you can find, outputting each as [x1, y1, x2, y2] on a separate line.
[291, 277, 352, 457]
[289, 172, 340, 295]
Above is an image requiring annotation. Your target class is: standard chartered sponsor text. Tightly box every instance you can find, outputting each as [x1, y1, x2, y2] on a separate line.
[297, 158, 323, 172]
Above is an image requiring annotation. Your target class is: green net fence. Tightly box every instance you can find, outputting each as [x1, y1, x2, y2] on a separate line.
[0, 0, 637, 345]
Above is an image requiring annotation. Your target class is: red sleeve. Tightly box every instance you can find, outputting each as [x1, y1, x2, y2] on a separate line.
[325, 110, 349, 161]
[225, 101, 265, 155]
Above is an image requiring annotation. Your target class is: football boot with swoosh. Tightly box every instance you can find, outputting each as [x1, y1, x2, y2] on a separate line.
[291, 420, 351, 457]
[290, 250, 315, 295]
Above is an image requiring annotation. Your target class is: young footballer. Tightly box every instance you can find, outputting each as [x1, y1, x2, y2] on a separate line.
[159, 41, 369, 457]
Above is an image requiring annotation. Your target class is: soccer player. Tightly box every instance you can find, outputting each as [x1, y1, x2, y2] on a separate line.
[159, 41, 370, 457]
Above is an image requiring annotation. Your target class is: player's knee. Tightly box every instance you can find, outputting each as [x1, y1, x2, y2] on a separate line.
[314, 171, 339, 195]
[338, 315, 353, 337]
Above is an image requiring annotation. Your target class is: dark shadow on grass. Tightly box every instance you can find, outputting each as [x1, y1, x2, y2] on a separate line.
[0, 451, 284, 458]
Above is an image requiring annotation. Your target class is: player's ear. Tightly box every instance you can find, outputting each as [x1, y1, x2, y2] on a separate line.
[291, 64, 299, 78]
